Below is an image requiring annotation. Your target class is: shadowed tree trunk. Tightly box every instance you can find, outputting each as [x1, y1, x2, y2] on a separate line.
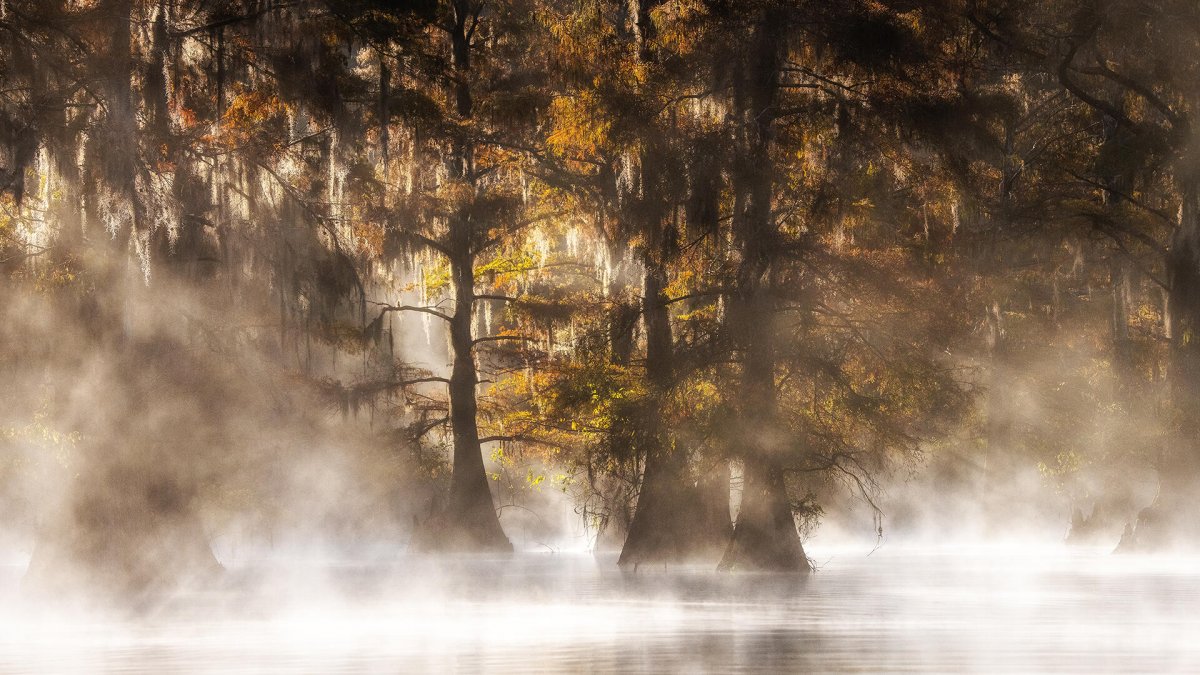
[720, 284, 809, 571]
[618, 257, 730, 568]
[614, 0, 730, 568]
[980, 115, 1019, 535]
[26, 451, 222, 601]
[29, 304, 224, 600]
[1166, 178, 1200, 475]
[593, 238, 641, 552]
[1067, 257, 1140, 546]
[1124, 175, 1200, 550]
[719, 7, 810, 573]
[411, 0, 510, 552]
[414, 242, 511, 551]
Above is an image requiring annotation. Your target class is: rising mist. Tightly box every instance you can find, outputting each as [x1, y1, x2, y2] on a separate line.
[1, 0, 1200, 671]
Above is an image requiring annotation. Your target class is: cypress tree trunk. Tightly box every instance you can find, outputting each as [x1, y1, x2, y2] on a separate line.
[26, 451, 222, 600]
[412, 0, 510, 552]
[1068, 258, 1139, 546]
[719, 8, 810, 573]
[981, 298, 1015, 533]
[594, 239, 640, 551]
[608, 239, 640, 367]
[1124, 175, 1200, 550]
[720, 282, 809, 571]
[618, 258, 728, 567]
[980, 117, 1018, 535]
[615, 0, 730, 567]
[1167, 179, 1200, 480]
[617, 257, 679, 567]
[413, 245, 511, 551]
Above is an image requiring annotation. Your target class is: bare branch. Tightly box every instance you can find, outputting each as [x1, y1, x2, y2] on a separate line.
[473, 335, 541, 346]
[370, 301, 454, 323]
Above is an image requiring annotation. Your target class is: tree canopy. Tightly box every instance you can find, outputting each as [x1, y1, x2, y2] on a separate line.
[1, 0, 1198, 589]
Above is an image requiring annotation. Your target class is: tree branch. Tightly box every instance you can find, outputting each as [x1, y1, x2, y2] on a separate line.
[370, 301, 453, 323]
[474, 334, 541, 346]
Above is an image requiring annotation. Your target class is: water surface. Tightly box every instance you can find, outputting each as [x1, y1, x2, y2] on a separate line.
[0, 546, 1196, 672]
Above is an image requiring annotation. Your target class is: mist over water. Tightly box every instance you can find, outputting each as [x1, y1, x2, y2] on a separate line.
[2, 545, 1199, 673]
[6, 0, 1200, 670]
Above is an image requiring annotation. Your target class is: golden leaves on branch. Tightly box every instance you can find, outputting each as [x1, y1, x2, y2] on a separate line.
[214, 88, 290, 157]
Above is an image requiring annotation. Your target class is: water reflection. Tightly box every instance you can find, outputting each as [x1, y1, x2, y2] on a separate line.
[0, 547, 1197, 672]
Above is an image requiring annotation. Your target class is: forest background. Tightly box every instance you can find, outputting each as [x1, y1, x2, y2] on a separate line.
[0, 0, 1196, 591]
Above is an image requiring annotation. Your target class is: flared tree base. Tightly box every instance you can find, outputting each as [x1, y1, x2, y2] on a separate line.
[1115, 492, 1200, 553]
[718, 462, 811, 573]
[410, 500, 512, 553]
[719, 519, 811, 572]
[617, 484, 730, 570]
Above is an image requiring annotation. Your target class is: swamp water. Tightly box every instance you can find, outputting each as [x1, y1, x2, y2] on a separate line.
[0, 545, 1196, 672]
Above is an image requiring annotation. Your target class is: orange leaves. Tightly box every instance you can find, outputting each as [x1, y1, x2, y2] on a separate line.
[350, 215, 387, 259]
[547, 91, 613, 160]
[171, 101, 202, 133]
[215, 88, 290, 156]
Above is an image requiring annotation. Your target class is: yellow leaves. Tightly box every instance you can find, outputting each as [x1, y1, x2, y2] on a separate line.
[900, 8, 924, 33]
[424, 263, 450, 294]
[1037, 449, 1085, 481]
[434, 180, 475, 213]
[651, 0, 710, 58]
[490, 445, 508, 466]
[547, 92, 612, 159]
[664, 267, 694, 300]
[473, 143, 516, 176]
[32, 255, 83, 293]
[671, 375, 720, 423]
[477, 251, 539, 279]
[1132, 302, 1161, 333]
